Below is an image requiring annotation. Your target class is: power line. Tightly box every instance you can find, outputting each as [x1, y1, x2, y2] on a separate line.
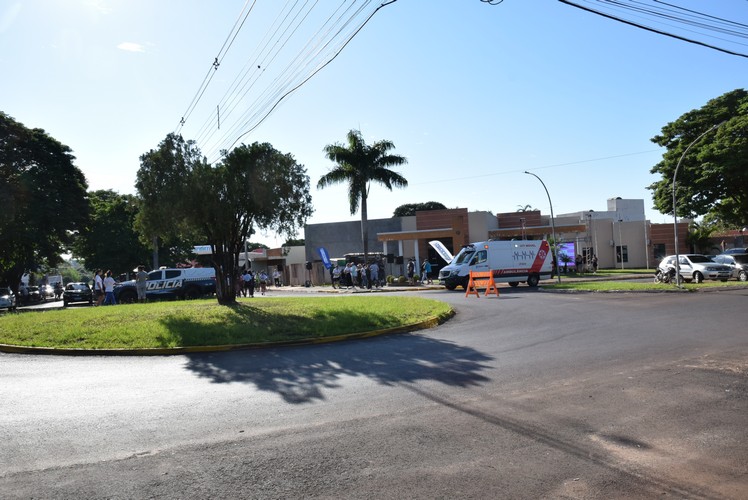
[414, 149, 663, 186]
[178, 0, 400, 164]
[206, 1, 384, 161]
[174, 0, 259, 134]
[559, 0, 748, 58]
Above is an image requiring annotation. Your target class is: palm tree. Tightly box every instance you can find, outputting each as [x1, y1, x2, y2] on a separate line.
[318, 130, 408, 264]
[516, 204, 534, 212]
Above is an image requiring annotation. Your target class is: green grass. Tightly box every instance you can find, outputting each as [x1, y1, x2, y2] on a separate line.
[543, 278, 746, 292]
[0, 296, 453, 350]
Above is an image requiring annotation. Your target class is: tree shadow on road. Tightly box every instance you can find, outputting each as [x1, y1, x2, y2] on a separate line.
[183, 334, 493, 404]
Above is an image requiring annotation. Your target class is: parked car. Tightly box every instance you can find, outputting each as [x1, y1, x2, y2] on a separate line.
[114, 267, 216, 303]
[723, 247, 748, 255]
[657, 254, 731, 283]
[39, 284, 55, 300]
[0, 287, 17, 311]
[20, 286, 43, 305]
[63, 282, 93, 306]
[711, 253, 748, 282]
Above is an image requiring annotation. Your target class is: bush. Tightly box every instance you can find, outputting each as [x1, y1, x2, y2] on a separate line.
[397, 276, 407, 284]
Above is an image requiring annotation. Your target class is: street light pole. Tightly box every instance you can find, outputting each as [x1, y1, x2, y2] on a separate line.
[525, 171, 562, 283]
[672, 121, 725, 287]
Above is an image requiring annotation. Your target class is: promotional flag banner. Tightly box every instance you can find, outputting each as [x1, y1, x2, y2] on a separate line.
[429, 240, 453, 263]
[317, 247, 332, 269]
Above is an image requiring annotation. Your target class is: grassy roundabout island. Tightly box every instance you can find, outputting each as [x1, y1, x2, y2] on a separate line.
[0, 296, 454, 353]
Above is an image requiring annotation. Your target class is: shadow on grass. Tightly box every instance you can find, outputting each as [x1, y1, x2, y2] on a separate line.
[155, 302, 449, 347]
[183, 333, 493, 404]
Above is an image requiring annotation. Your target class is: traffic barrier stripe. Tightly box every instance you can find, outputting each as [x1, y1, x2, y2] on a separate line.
[465, 270, 500, 298]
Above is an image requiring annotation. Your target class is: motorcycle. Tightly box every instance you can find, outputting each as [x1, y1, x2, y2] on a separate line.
[654, 266, 679, 284]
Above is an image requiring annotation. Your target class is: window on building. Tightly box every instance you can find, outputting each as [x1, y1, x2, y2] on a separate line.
[582, 247, 594, 263]
[653, 243, 666, 262]
[616, 245, 628, 263]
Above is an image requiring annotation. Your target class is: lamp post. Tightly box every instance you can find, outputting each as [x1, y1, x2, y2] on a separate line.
[525, 171, 561, 283]
[672, 121, 725, 287]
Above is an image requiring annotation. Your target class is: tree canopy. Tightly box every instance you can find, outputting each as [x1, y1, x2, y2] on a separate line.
[319, 129, 407, 264]
[71, 190, 152, 274]
[137, 135, 313, 304]
[393, 202, 447, 217]
[649, 89, 748, 228]
[0, 112, 89, 291]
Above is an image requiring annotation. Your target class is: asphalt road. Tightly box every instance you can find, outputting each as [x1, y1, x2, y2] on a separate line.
[1, 287, 747, 499]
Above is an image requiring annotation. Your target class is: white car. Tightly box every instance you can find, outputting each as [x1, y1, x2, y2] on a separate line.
[657, 254, 731, 283]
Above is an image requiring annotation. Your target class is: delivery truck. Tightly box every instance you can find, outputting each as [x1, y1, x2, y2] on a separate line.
[438, 240, 553, 290]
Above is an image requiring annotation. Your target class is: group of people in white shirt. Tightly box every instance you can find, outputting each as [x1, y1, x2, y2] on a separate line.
[332, 261, 381, 289]
[93, 269, 117, 305]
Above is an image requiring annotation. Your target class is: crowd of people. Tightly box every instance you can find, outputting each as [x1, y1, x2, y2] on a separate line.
[235, 268, 283, 297]
[331, 260, 383, 290]
[330, 258, 437, 289]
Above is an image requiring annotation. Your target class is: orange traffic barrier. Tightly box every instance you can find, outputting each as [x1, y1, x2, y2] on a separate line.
[465, 270, 500, 298]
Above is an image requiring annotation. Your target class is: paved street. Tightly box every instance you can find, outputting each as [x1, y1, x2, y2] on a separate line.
[1, 288, 747, 498]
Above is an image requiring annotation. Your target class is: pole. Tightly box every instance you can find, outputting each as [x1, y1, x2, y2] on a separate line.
[618, 218, 624, 270]
[525, 171, 562, 283]
[644, 219, 650, 270]
[672, 121, 725, 287]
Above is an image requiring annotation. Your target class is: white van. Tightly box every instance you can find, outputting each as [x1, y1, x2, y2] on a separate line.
[438, 240, 553, 290]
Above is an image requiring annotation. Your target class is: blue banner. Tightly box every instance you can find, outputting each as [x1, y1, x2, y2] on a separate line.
[317, 247, 332, 269]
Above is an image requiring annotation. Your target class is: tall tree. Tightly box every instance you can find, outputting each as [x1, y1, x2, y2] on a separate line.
[135, 134, 201, 268]
[319, 130, 408, 264]
[71, 190, 152, 274]
[393, 202, 446, 217]
[649, 89, 748, 227]
[0, 112, 89, 291]
[137, 136, 312, 305]
[686, 221, 717, 254]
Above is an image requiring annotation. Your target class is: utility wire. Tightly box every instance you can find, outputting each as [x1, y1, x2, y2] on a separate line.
[213, 1, 394, 161]
[174, 0, 258, 134]
[205, 1, 373, 160]
[559, 0, 748, 58]
[187, 0, 397, 163]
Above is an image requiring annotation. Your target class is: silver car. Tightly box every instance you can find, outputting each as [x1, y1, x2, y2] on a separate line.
[0, 287, 17, 311]
[657, 254, 731, 283]
[712, 253, 748, 282]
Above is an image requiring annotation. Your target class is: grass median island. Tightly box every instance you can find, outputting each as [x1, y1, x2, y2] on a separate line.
[0, 296, 453, 350]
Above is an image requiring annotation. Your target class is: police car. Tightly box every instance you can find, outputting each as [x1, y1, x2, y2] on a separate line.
[114, 267, 216, 303]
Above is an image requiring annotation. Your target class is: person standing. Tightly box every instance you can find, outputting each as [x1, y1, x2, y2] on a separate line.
[592, 254, 598, 274]
[247, 270, 256, 298]
[407, 258, 415, 285]
[102, 270, 117, 305]
[422, 260, 433, 284]
[369, 260, 379, 288]
[94, 269, 105, 306]
[349, 262, 358, 288]
[259, 270, 268, 295]
[135, 265, 148, 303]
[331, 264, 341, 289]
[242, 269, 252, 297]
[343, 263, 352, 289]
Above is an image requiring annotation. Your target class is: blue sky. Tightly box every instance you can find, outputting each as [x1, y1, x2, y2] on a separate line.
[2, 1, 746, 248]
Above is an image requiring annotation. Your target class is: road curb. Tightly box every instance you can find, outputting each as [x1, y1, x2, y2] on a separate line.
[0, 309, 455, 356]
